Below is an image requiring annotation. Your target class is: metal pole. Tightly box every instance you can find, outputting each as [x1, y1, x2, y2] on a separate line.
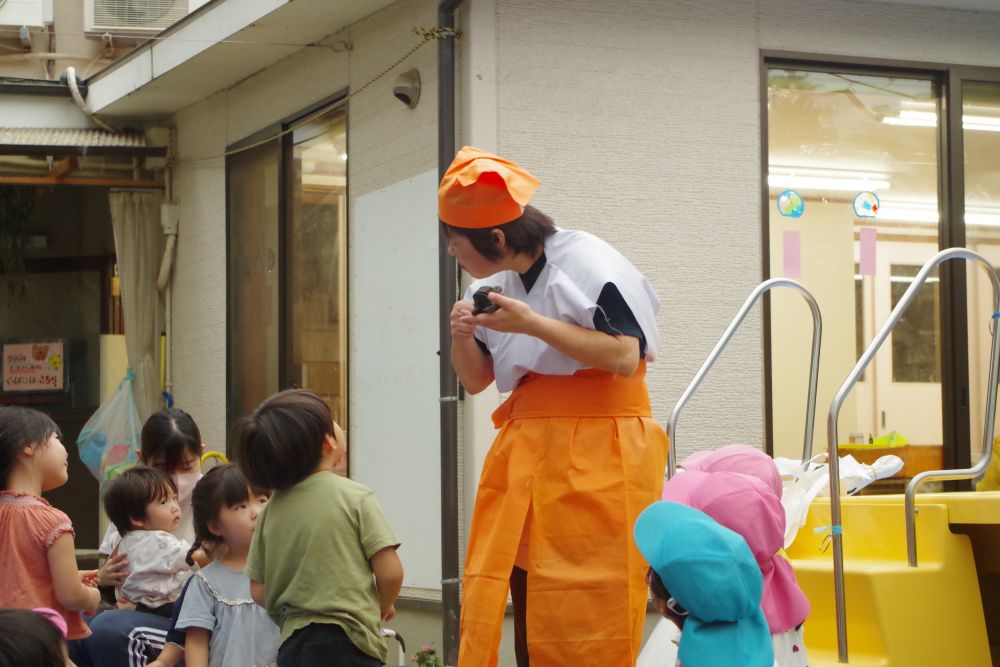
[826, 247, 1000, 662]
[437, 2, 466, 663]
[666, 278, 822, 476]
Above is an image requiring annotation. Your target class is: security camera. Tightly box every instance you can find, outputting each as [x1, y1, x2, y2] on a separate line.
[393, 69, 420, 109]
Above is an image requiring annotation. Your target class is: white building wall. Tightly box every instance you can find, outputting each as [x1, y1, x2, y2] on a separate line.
[171, 0, 438, 448]
[493, 0, 1000, 463]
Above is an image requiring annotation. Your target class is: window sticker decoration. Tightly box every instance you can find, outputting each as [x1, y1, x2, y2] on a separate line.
[783, 230, 801, 279]
[777, 189, 805, 218]
[853, 191, 880, 219]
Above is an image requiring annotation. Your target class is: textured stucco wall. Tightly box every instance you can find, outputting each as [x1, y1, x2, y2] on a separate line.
[170, 0, 438, 449]
[493, 0, 1000, 462]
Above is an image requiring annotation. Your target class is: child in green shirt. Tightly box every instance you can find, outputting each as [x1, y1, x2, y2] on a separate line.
[234, 389, 403, 667]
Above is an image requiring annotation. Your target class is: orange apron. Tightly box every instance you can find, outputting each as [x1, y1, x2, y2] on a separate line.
[459, 362, 669, 666]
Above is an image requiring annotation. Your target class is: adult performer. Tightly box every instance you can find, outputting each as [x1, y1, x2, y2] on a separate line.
[442, 146, 669, 666]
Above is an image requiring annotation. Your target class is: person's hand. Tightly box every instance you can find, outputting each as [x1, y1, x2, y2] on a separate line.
[80, 569, 99, 587]
[450, 300, 477, 340]
[380, 604, 396, 622]
[464, 292, 538, 335]
[98, 548, 129, 588]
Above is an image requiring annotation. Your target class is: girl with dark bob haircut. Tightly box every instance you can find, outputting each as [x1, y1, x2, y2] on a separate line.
[0, 406, 61, 487]
[232, 389, 333, 491]
[0, 608, 71, 667]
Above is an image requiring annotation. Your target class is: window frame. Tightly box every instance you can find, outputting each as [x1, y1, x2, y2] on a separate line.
[225, 89, 349, 437]
[760, 51, 1000, 479]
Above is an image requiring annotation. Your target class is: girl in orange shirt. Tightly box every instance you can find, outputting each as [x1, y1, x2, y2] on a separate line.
[0, 406, 101, 646]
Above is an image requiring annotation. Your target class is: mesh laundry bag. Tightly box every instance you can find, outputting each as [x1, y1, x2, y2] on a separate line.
[77, 371, 141, 483]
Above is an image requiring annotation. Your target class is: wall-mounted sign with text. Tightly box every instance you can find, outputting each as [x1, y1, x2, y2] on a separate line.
[2, 342, 65, 392]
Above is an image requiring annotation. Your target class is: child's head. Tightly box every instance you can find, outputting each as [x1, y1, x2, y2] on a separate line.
[678, 444, 782, 498]
[634, 501, 773, 667]
[662, 469, 810, 632]
[140, 408, 202, 475]
[0, 406, 66, 492]
[0, 608, 71, 667]
[103, 466, 180, 535]
[233, 389, 344, 491]
[187, 464, 269, 564]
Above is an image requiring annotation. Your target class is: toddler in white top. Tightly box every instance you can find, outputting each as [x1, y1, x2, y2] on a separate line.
[102, 466, 194, 616]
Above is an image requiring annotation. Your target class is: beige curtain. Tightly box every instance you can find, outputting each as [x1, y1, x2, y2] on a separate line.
[109, 191, 163, 423]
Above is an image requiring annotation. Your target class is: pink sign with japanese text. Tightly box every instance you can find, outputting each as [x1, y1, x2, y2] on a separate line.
[3, 342, 65, 392]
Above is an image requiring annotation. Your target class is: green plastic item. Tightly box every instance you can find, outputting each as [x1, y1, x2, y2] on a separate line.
[872, 430, 909, 447]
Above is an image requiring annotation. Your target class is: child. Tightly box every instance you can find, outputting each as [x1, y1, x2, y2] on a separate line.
[83, 408, 206, 667]
[0, 608, 74, 667]
[663, 470, 810, 666]
[633, 501, 774, 667]
[102, 467, 194, 616]
[234, 389, 403, 667]
[100, 407, 204, 562]
[0, 407, 101, 642]
[172, 463, 279, 667]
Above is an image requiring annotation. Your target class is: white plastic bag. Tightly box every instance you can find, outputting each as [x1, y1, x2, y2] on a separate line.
[77, 372, 141, 483]
[776, 453, 904, 547]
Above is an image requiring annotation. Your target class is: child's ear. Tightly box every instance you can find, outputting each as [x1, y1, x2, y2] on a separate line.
[18, 444, 35, 460]
[130, 516, 147, 530]
[208, 521, 224, 538]
[322, 433, 337, 454]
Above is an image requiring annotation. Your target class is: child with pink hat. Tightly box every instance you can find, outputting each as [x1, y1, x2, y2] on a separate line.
[662, 468, 810, 666]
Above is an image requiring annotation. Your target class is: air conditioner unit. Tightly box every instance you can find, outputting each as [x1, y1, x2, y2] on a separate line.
[0, 0, 47, 28]
[85, 0, 197, 35]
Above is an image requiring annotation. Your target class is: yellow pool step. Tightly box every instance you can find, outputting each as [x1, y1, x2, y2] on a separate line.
[785, 493, 1000, 667]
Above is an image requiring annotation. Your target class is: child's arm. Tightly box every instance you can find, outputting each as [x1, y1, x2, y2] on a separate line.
[249, 580, 266, 608]
[148, 642, 184, 667]
[184, 628, 211, 667]
[48, 533, 101, 613]
[370, 546, 403, 621]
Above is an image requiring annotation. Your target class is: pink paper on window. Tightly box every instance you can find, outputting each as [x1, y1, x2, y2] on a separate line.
[783, 230, 801, 279]
[860, 227, 877, 276]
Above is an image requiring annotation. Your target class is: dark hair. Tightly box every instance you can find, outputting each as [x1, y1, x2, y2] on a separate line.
[0, 609, 67, 667]
[102, 466, 177, 535]
[232, 389, 333, 491]
[646, 566, 670, 603]
[186, 464, 268, 565]
[443, 204, 556, 261]
[141, 408, 202, 473]
[0, 407, 62, 488]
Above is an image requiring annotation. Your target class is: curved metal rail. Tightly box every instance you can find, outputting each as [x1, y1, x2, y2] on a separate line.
[666, 278, 822, 478]
[826, 247, 1000, 662]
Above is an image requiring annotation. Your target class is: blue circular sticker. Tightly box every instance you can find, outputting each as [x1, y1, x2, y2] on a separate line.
[777, 190, 804, 218]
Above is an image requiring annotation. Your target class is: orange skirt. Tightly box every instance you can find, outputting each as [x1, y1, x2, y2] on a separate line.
[459, 362, 669, 667]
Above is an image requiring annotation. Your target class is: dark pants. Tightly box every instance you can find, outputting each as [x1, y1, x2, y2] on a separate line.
[511, 566, 529, 667]
[69, 609, 171, 667]
[277, 623, 382, 667]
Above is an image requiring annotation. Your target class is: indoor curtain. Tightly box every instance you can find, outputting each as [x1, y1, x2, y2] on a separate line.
[109, 190, 163, 423]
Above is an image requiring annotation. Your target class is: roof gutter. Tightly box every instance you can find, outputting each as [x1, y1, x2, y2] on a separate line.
[437, 0, 465, 664]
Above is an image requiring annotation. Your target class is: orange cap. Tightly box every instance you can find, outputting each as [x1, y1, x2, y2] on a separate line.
[438, 146, 540, 228]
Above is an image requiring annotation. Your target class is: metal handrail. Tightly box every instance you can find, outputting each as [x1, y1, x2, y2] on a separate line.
[826, 247, 1000, 663]
[665, 278, 822, 478]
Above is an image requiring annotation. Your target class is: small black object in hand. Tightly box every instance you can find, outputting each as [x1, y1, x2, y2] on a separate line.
[472, 286, 503, 315]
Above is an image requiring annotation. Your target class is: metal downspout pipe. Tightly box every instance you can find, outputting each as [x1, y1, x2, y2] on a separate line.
[438, 1, 466, 664]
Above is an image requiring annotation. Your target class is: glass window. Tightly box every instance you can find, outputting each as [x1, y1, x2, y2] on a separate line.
[767, 68, 941, 455]
[288, 110, 348, 427]
[227, 100, 348, 442]
[889, 264, 940, 383]
[961, 80, 1000, 460]
[227, 141, 280, 423]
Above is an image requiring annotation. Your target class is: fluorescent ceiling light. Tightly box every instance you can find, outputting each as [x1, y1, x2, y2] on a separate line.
[768, 166, 891, 192]
[882, 110, 1000, 132]
[877, 200, 1000, 227]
